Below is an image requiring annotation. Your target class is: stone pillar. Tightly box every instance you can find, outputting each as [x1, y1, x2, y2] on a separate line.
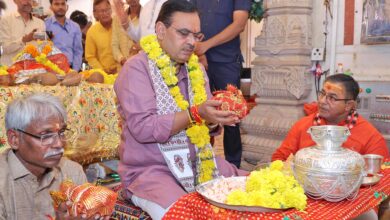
[240, 0, 313, 170]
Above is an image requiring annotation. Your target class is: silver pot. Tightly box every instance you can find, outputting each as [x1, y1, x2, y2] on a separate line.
[292, 125, 365, 202]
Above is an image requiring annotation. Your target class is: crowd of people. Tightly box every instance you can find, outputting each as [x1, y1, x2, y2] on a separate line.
[0, 0, 141, 74]
[0, 0, 389, 219]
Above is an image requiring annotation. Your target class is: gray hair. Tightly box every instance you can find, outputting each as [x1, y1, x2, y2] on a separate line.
[5, 93, 67, 130]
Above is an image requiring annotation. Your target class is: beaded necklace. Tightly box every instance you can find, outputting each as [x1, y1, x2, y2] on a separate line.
[313, 110, 359, 129]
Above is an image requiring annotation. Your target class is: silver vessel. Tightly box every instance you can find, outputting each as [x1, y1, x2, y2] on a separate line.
[292, 125, 365, 202]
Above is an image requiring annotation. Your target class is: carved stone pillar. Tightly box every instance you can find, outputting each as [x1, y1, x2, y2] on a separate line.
[240, 0, 313, 170]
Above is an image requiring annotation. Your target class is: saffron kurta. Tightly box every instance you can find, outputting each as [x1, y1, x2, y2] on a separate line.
[114, 51, 246, 208]
[272, 113, 390, 161]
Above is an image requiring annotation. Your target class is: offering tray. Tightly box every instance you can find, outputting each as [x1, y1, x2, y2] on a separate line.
[196, 176, 287, 213]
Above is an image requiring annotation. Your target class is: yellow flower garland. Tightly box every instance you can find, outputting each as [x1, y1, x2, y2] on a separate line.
[80, 69, 118, 85]
[0, 65, 8, 76]
[140, 34, 215, 184]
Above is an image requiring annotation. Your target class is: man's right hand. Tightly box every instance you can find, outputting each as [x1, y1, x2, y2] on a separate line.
[120, 57, 127, 66]
[197, 100, 240, 126]
[55, 202, 110, 220]
[22, 29, 37, 43]
[107, 67, 117, 74]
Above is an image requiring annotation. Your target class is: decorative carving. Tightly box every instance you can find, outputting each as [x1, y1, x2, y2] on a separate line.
[287, 18, 306, 45]
[285, 68, 307, 99]
[251, 66, 310, 100]
[240, 0, 313, 170]
[267, 18, 286, 45]
[266, 0, 312, 9]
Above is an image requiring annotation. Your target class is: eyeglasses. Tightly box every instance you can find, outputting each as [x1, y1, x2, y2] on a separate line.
[16, 128, 73, 146]
[317, 90, 352, 104]
[170, 25, 204, 42]
[94, 8, 112, 15]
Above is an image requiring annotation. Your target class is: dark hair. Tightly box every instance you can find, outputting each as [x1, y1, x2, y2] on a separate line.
[49, 0, 67, 4]
[70, 10, 88, 28]
[93, 0, 110, 11]
[156, 0, 198, 27]
[324, 74, 360, 100]
[0, 0, 6, 10]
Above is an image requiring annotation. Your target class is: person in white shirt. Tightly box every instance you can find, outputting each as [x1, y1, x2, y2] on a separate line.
[113, 0, 167, 42]
[0, 0, 45, 66]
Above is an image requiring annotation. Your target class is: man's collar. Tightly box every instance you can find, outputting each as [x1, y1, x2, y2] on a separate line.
[49, 15, 69, 25]
[14, 12, 33, 20]
[7, 149, 61, 184]
[8, 149, 30, 180]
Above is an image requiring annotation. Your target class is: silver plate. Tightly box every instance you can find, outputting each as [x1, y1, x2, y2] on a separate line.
[361, 174, 381, 187]
[196, 176, 287, 213]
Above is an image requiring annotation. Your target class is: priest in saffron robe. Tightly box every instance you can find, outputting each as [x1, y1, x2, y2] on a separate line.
[272, 74, 389, 161]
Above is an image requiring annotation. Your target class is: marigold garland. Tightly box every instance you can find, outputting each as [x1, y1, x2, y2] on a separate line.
[226, 160, 307, 211]
[0, 65, 8, 76]
[140, 34, 215, 184]
[24, 43, 66, 76]
[80, 69, 118, 85]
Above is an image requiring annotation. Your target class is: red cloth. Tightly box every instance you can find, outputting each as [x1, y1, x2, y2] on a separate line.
[271, 113, 389, 161]
[303, 102, 318, 116]
[163, 160, 390, 220]
[8, 53, 70, 75]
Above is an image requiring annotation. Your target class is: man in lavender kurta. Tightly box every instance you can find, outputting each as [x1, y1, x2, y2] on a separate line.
[114, 0, 247, 219]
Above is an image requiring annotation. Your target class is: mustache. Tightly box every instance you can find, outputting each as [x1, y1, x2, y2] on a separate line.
[185, 44, 195, 51]
[43, 148, 64, 159]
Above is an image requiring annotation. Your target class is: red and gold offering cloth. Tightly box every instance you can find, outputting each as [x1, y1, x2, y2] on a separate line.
[211, 84, 248, 119]
[7, 41, 70, 83]
[50, 180, 117, 218]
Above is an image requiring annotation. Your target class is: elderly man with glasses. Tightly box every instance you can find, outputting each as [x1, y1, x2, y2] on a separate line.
[114, 0, 248, 219]
[272, 74, 389, 161]
[0, 93, 92, 219]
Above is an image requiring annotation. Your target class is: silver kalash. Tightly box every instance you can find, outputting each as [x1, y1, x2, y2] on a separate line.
[292, 125, 365, 202]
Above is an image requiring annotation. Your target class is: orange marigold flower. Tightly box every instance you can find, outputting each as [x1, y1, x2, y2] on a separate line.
[25, 44, 39, 57]
[42, 45, 52, 55]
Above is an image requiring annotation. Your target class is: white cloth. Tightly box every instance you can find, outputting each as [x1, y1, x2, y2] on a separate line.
[127, 0, 167, 42]
[147, 58, 196, 192]
[131, 194, 171, 220]
[0, 12, 45, 65]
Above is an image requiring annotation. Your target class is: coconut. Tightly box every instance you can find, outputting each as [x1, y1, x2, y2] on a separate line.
[36, 73, 59, 86]
[61, 72, 82, 86]
[86, 72, 104, 84]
